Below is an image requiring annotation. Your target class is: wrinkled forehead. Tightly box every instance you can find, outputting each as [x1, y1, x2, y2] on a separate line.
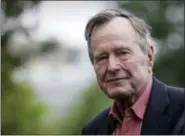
[91, 34, 140, 57]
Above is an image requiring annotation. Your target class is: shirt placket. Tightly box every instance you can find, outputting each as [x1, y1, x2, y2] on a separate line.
[121, 109, 132, 134]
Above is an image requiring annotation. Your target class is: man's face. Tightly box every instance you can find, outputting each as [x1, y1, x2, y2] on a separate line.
[90, 17, 154, 99]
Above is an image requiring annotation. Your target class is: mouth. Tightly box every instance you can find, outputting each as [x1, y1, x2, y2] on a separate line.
[106, 77, 128, 82]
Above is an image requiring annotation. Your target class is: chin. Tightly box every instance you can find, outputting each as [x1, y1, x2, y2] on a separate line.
[106, 88, 132, 99]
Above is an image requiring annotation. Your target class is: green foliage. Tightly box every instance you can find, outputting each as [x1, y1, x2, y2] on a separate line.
[153, 47, 184, 87]
[2, 0, 40, 17]
[39, 38, 60, 53]
[2, 42, 48, 134]
[56, 83, 112, 134]
[118, 1, 176, 39]
[1, 81, 47, 134]
[1, 0, 49, 134]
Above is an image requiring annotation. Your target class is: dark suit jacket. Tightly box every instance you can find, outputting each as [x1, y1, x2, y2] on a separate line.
[82, 77, 185, 135]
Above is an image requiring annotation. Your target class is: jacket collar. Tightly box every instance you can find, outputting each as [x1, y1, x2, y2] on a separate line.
[146, 77, 169, 113]
[141, 77, 170, 134]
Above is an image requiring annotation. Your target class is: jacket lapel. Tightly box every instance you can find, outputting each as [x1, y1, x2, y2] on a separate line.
[141, 77, 171, 134]
[96, 107, 117, 135]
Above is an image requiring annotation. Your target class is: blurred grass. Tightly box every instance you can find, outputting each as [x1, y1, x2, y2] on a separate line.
[55, 83, 112, 134]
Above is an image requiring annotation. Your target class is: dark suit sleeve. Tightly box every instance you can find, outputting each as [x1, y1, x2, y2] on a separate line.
[81, 107, 111, 135]
[81, 125, 91, 135]
[81, 122, 94, 135]
[178, 110, 185, 135]
[81, 125, 95, 135]
[172, 109, 185, 135]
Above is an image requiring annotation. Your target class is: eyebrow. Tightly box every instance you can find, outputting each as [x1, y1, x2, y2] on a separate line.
[113, 46, 131, 52]
[94, 52, 108, 59]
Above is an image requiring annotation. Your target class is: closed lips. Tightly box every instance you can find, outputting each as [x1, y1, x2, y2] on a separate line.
[106, 77, 128, 82]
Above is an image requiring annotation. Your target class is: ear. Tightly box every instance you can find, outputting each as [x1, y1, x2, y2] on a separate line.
[148, 45, 154, 67]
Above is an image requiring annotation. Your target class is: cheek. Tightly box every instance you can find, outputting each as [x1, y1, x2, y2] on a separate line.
[94, 64, 107, 82]
[123, 57, 148, 76]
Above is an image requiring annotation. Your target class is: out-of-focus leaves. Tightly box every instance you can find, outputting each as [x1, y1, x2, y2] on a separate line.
[1, 0, 51, 135]
[39, 39, 60, 53]
[1, 0, 40, 18]
[2, 0, 24, 17]
[118, 1, 175, 39]
[56, 83, 112, 134]
[153, 46, 184, 87]
[1, 81, 47, 134]
[1, 30, 13, 48]
[2, 44, 48, 134]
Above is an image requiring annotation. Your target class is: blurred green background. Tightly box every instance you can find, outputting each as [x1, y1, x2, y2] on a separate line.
[1, 0, 184, 135]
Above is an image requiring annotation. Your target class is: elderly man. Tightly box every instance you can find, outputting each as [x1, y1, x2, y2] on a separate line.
[82, 9, 184, 135]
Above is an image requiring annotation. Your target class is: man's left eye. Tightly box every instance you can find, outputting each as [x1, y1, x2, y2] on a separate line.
[118, 51, 128, 56]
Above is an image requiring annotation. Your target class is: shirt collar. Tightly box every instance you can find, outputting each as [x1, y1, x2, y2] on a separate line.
[131, 78, 153, 120]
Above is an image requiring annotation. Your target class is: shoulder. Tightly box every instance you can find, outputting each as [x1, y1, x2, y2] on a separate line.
[153, 77, 184, 105]
[172, 108, 185, 134]
[166, 85, 184, 105]
[166, 85, 184, 129]
[152, 77, 184, 120]
[82, 107, 110, 135]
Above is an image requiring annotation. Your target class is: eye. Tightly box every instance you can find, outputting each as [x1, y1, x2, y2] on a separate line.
[98, 56, 107, 61]
[117, 50, 129, 56]
[95, 55, 108, 63]
[116, 50, 130, 61]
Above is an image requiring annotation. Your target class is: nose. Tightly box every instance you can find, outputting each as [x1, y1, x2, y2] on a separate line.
[107, 55, 120, 73]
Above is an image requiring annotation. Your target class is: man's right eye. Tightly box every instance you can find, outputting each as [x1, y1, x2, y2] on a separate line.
[96, 56, 108, 62]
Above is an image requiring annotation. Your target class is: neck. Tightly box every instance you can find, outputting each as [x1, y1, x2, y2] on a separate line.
[135, 75, 152, 98]
[115, 75, 152, 117]
[115, 97, 132, 117]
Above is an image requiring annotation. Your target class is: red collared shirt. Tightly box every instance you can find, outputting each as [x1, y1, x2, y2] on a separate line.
[109, 78, 153, 135]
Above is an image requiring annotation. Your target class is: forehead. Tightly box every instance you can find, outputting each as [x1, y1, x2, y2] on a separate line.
[91, 17, 137, 48]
